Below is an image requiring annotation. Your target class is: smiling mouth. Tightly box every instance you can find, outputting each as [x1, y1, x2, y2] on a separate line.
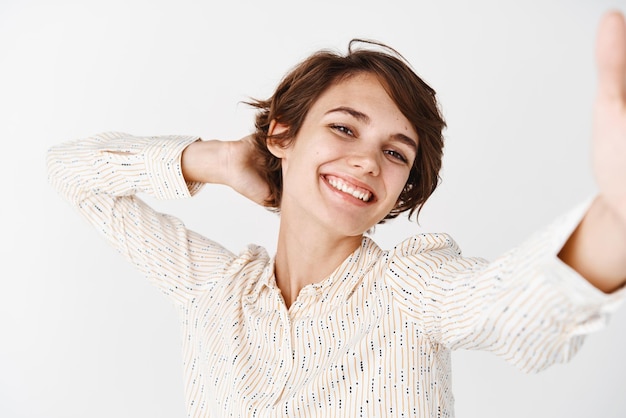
[325, 175, 373, 202]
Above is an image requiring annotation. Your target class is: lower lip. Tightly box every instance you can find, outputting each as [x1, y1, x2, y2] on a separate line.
[321, 175, 371, 206]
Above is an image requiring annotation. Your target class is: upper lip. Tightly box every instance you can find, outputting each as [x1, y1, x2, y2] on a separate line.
[322, 173, 377, 202]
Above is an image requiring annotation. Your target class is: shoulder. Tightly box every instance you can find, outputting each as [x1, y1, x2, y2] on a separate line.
[200, 243, 272, 302]
[389, 233, 462, 258]
[225, 243, 271, 277]
[383, 233, 488, 283]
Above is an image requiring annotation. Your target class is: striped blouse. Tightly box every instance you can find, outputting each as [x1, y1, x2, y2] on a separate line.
[47, 132, 624, 418]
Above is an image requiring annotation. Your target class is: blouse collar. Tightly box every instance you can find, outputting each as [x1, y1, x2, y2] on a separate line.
[246, 236, 384, 308]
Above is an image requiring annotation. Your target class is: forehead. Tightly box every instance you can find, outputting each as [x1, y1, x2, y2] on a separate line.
[309, 73, 418, 138]
[315, 72, 390, 106]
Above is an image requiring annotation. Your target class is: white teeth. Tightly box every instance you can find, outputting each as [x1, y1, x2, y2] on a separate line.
[327, 177, 372, 202]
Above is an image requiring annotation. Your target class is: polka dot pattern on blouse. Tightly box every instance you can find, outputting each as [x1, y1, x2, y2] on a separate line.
[47, 132, 625, 417]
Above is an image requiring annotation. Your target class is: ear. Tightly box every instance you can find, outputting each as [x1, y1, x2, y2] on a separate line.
[266, 120, 290, 159]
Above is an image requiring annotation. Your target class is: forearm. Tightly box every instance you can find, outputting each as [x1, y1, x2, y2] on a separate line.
[47, 132, 200, 201]
[181, 139, 230, 185]
[559, 196, 626, 293]
[181, 135, 271, 206]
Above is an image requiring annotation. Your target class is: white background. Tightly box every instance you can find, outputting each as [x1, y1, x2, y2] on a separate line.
[1, 0, 625, 416]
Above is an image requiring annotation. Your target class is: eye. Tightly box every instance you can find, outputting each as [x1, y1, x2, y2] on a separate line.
[330, 124, 355, 137]
[384, 149, 408, 163]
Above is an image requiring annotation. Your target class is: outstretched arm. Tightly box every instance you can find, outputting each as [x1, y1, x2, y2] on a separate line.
[559, 11, 626, 293]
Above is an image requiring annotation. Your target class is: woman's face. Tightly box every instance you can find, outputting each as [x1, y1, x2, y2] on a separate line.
[270, 72, 419, 238]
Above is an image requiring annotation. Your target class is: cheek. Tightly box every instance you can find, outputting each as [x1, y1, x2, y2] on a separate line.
[390, 170, 411, 195]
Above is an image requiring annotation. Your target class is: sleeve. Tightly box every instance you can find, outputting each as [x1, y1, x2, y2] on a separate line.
[47, 131, 235, 306]
[388, 201, 626, 373]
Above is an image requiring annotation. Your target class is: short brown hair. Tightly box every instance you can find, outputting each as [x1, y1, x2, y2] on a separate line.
[247, 39, 446, 222]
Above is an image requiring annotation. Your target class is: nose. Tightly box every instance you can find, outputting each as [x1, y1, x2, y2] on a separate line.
[347, 146, 380, 176]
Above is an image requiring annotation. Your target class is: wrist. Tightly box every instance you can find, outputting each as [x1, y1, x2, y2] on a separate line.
[181, 139, 228, 184]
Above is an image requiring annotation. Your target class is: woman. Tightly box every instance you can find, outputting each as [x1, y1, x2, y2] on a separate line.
[47, 11, 626, 418]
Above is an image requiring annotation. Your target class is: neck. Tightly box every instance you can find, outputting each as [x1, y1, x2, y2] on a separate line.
[273, 218, 363, 309]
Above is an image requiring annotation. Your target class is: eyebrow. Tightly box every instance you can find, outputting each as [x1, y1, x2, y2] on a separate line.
[325, 106, 418, 151]
[326, 106, 371, 123]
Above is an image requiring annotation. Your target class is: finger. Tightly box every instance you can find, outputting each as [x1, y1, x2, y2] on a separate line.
[596, 10, 626, 101]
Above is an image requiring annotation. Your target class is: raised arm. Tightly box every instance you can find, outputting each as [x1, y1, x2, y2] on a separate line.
[559, 11, 626, 293]
[181, 134, 270, 206]
[47, 132, 251, 305]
